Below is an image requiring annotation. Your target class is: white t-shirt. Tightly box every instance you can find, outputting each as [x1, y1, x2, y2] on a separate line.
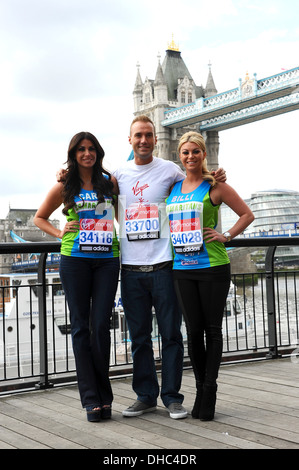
[113, 157, 185, 265]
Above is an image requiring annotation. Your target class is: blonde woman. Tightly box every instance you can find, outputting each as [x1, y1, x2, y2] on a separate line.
[166, 131, 254, 420]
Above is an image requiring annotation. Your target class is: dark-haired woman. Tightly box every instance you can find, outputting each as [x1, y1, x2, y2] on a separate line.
[34, 132, 119, 422]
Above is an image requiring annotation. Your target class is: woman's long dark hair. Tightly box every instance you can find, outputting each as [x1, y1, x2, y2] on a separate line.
[62, 131, 114, 215]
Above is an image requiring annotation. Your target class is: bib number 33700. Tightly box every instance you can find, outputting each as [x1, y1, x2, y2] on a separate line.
[125, 203, 160, 241]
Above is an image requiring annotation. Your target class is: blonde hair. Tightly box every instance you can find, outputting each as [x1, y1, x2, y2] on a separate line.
[178, 131, 216, 186]
[130, 115, 156, 135]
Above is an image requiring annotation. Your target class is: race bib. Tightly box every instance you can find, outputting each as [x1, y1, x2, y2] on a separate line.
[167, 203, 203, 254]
[79, 203, 114, 253]
[125, 203, 160, 241]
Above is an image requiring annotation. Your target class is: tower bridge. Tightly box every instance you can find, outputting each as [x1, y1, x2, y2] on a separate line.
[133, 41, 298, 171]
[161, 67, 299, 131]
[133, 42, 299, 237]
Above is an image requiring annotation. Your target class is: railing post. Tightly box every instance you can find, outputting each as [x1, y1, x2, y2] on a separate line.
[265, 246, 281, 359]
[35, 252, 53, 389]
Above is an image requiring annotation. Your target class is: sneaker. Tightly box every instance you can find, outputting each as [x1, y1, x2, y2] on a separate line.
[122, 400, 157, 417]
[167, 402, 188, 419]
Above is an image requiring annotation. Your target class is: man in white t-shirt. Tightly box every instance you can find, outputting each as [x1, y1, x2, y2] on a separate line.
[114, 116, 187, 419]
[55, 117, 225, 419]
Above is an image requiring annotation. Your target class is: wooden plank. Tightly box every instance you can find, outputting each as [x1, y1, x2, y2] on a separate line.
[214, 360, 299, 448]
[104, 377, 270, 449]
[120, 407, 270, 449]
[16, 396, 171, 449]
[53, 386, 198, 449]
[0, 358, 298, 449]
[4, 393, 161, 450]
[0, 436, 17, 449]
[0, 401, 72, 449]
[0, 422, 48, 449]
[220, 360, 299, 390]
[112, 398, 233, 449]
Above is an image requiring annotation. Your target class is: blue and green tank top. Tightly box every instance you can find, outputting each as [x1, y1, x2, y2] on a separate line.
[61, 188, 119, 259]
[166, 180, 229, 270]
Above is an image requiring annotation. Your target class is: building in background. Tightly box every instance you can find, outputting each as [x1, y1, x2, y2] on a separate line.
[132, 41, 299, 267]
[132, 37, 220, 170]
[250, 190, 299, 234]
[0, 208, 60, 273]
[222, 190, 299, 267]
[222, 190, 299, 235]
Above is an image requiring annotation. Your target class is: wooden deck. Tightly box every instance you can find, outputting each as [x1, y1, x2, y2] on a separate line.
[0, 357, 299, 451]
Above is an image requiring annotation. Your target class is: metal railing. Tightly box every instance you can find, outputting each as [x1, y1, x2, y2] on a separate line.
[0, 238, 299, 394]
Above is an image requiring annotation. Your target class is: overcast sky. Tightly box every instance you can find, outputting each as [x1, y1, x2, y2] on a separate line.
[0, 0, 298, 225]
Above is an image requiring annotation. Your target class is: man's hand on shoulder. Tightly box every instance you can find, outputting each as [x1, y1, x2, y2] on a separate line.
[212, 167, 226, 183]
[56, 169, 67, 182]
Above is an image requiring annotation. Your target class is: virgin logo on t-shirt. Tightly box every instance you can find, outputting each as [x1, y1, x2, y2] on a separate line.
[132, 181, 149, 198]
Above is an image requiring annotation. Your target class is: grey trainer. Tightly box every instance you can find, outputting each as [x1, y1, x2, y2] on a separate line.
[167, 402, 188, 419]
[122, 400, 157, 417]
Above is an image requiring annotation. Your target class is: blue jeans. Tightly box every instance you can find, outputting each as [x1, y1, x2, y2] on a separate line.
[59, 255, 119, 408]
[121, 265, 184, 407]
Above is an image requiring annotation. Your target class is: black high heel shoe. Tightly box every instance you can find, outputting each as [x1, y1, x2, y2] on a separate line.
[86, 406, 102, 422]
[101, 405, 112, 419]
[199, 384, 217, 421]
[191, 386, 203, 418]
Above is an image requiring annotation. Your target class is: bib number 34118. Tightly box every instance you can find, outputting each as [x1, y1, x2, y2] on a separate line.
[79, 218, 113, 252]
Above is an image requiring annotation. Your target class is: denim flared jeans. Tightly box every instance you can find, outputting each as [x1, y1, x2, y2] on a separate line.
[121, 265, 184, 407]
[59, 255, 119, 408]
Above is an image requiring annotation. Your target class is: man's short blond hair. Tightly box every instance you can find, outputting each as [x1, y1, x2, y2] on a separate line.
[130, 115, 156, 135]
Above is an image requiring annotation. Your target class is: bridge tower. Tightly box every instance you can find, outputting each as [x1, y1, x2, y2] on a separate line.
[133, 39, 220, 170]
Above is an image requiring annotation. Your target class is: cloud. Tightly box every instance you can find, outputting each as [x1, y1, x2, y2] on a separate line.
[15, 49, 103, 102]
[184, 26, 299, 93]
[0, 0, 298, 221]
[0, 1, 139, 104]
